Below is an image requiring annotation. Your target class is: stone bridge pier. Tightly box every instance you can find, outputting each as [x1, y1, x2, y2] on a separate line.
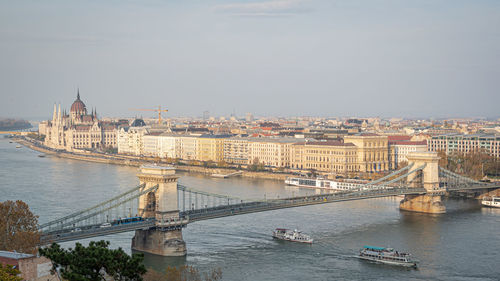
[399, 152, 446, 214]
[131, 165, 187, 256]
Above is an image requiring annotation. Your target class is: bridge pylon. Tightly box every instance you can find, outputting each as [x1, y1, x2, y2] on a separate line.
[131, 165, 187, 256]
[399, 152, 446, 214]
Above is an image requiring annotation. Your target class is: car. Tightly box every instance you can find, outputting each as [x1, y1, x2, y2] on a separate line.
[100, 222, 111, 228]
[71, 227, 82, 232]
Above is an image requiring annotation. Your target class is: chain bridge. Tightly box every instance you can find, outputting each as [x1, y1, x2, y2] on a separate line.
[39, 152, 499, 256]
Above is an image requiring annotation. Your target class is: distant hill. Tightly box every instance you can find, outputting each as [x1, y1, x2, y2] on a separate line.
[0, 118, 32, 130]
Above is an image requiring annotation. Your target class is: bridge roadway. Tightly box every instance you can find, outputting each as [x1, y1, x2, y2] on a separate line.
[181, 186, 427, 222]
[40, 186, 427, 244]
[444, 182, 500, 191]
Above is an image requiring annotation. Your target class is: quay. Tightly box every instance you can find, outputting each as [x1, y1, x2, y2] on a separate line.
[7, 136, 291, 181]
[211, 171, 243, 178]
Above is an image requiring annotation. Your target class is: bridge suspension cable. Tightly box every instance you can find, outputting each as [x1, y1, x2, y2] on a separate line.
[40, 184, 158, 232]
[362, 163, 414, 187]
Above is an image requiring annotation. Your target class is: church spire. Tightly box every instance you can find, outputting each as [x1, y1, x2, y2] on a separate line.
[77, 88, 80, 100]
[52, 103, 57, 122]
[57, 104, 62, 124]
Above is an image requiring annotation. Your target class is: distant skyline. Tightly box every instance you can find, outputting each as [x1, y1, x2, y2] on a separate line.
[1, 0, 499, 119]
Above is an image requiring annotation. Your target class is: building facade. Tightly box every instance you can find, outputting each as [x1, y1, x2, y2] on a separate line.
[117, 119, 149, 156]
[247, 138, 297, 167]
[196, 135, 228, 162]
[39, 91, 122, 151]
[428, 134, 500, 158]
[344, 133, 389, 172]
[290, 141, 358, 174]
[223, 138, 249, 165]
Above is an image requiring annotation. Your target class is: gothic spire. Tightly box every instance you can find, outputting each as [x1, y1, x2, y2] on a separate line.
[77, 88, 80, 100]
[52, 103, 57, 122]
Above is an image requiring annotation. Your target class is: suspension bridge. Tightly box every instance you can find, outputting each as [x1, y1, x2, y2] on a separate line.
[38, 152, 499, 256]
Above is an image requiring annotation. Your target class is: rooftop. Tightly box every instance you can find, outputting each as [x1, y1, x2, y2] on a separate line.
[0, 251, 34, 260]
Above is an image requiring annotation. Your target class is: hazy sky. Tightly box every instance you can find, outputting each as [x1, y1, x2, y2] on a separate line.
[1, 0, 499, 119]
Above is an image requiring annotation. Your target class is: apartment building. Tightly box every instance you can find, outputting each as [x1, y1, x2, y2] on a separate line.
[117, 120, 150, 156]
[196, 134, 229, 162]
[223, 137, 249, 165]
[175, 135, 198, 160]
[290, 140, 358, 174]
[247, 137, 297, 167]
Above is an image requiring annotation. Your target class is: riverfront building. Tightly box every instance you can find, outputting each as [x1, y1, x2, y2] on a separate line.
[223, 138, 250, 165]
[344, 133, 390, 172]
[197, 134, 229, 162]
[290, 140, 359, 173]
[39, 91, 123, 151]
[247, 137, 298, 167]
[117, 119, 149, 156]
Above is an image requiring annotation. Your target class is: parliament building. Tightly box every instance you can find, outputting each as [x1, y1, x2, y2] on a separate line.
[39, 91, 125, 151]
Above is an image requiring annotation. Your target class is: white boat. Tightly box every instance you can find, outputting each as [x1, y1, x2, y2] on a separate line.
[15, 145, 22, 148]
[481, 197, 500, 208]
[358, 246, 418, 268]
[285, 177, 366, 191]
[272, 228, 313, 244]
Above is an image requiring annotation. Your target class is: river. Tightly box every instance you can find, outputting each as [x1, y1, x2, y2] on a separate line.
[1, 137, 499, 280]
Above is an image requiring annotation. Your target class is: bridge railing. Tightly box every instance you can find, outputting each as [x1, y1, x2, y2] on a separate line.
[180, 186, 428, 222]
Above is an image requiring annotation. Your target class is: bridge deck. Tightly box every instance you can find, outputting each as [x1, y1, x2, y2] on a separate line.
[182, 187, 427, 222]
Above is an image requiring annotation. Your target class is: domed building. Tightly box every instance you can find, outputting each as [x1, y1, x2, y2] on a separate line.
[130, 118, 146, 127]
[70, 91, 87, 120]
[40, 90, 123, 151]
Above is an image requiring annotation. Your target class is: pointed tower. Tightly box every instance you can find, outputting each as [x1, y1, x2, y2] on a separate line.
[57, 104, 62, 124]
[52, 103, 57, 122]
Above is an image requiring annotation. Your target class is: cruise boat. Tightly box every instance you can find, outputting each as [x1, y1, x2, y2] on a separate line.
[358, 246, 418, 268]
[272, 228, 313, 244]
[285, 177, 365, 191]
[481, 196, 500, 208]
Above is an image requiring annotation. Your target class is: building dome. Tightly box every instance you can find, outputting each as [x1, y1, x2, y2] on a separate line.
[70, 91, 87, 114]
[131, 118, 146, 127]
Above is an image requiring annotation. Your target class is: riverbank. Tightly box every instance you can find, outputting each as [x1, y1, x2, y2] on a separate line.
[12, 137, 291, 181]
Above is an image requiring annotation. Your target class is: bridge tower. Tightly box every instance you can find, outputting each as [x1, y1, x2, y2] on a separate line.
[399, 152, 446, 213]
[131, 165, 187, 256]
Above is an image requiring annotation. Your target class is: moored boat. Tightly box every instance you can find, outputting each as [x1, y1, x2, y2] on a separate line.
[272, 228, 313, 244]
[285, 177, 366, 191]
[38, 154, 46, 158]
[481, 196, 500, 208]
[358, 246, 418, 268]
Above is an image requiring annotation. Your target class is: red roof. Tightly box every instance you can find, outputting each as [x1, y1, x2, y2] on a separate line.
[388, 135, 411, 141]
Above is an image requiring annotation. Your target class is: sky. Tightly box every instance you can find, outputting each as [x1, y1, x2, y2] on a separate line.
[0, 0, 499, 120]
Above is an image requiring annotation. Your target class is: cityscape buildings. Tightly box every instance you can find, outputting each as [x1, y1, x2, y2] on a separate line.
[37, 93, 500, 176]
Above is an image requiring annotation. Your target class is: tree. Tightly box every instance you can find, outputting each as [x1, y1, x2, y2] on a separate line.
[0, 200, 40, 254]
[39, 241, 146, 281]
[0, 264, 22, 281]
